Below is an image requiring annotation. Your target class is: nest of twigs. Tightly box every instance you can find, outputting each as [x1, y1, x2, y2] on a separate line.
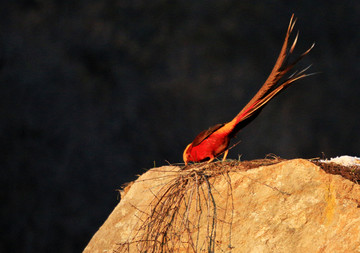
[115, 156, 284, 253]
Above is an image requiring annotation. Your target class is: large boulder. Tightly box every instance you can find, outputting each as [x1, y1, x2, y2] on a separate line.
[84, 159, 360, 252]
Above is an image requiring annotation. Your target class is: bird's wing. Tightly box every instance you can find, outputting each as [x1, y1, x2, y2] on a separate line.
[191, 123, 225, 147]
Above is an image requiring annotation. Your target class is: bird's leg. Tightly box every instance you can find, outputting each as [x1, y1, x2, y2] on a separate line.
[207, 155, 215, 164]
[222, 149, 229, 161]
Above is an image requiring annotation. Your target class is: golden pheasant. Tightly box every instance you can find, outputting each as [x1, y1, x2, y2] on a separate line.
[183, 14, 314, 165]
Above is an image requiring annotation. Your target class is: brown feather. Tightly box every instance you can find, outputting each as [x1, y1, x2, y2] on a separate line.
[191, 123, 225, 147]
[238, 14, 297, 115]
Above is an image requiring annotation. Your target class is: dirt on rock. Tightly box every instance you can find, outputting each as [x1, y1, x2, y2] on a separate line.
[185, 156, 360, 185]
[313, 160, 360, 184]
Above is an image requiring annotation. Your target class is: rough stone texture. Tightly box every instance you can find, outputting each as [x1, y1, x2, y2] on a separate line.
[84, 159, 360, 253]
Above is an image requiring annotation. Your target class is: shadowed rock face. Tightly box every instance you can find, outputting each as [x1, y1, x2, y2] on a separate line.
[84, 159, 360, 253]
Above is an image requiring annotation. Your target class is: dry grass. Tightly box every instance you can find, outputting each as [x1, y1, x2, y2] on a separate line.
[115, 157, 284, 253]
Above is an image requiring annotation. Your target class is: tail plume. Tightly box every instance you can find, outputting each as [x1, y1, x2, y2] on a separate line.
[230, 14, 314, 134]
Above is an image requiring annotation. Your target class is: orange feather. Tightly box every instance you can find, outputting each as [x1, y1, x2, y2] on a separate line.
[183, 14, 314, 165]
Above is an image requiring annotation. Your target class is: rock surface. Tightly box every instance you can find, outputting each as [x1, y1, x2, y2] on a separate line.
[84, 159, 360, 253]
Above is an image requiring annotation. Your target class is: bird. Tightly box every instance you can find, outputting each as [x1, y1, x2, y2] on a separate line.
[183, 14, 314, 166]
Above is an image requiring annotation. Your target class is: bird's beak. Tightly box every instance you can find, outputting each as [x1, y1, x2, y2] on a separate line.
[183, 143, 192, 166]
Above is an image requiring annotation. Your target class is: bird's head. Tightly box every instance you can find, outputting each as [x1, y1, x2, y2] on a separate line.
[183, 143, 193, 166]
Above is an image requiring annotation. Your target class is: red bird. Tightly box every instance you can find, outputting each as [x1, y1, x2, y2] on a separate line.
[183, 15, 314, 165]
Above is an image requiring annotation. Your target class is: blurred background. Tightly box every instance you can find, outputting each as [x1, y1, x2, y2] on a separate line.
[1, 0, 359, 252]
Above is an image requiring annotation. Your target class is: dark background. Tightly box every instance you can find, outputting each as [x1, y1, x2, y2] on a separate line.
[1, 0, 359, 252]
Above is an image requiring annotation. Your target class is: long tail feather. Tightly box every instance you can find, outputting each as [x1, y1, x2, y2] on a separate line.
[238, 14, 298, 114]
[227, 14, 314, 134]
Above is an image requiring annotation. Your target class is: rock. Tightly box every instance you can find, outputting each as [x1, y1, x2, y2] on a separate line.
[84, 159, 360, 253]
